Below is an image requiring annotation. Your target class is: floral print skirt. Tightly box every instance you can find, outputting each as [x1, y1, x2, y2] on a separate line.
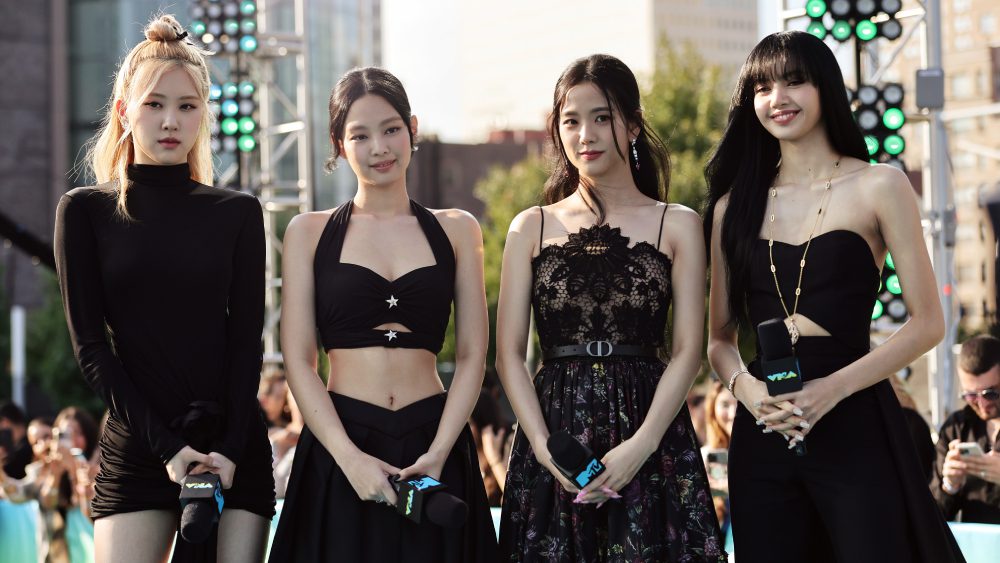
[499, 357, 726, 562]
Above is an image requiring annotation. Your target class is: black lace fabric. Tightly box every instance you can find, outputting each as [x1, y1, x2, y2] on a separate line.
[532, 224, 672, 349]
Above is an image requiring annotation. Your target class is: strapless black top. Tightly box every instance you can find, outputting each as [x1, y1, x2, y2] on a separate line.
[749, 230, 881, 353]
[313, 200, 455, 353]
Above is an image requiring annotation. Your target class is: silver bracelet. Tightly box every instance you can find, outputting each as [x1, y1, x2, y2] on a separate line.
[942, 477, 961, 495]
[727, 367, 750, 394]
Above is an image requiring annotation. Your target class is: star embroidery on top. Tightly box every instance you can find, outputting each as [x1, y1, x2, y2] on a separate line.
[385, 330, 398, 341]
[386, 295, 399, 308]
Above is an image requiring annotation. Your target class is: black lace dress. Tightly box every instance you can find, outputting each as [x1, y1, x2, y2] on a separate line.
[499, 223, 726, 562]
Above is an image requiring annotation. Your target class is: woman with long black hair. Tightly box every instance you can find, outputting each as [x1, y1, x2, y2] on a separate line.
[705, 31, 963, 562]
[497, 54, 725, 562]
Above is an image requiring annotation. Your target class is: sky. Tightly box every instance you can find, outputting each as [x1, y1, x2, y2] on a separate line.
[382, 0, 782, 142]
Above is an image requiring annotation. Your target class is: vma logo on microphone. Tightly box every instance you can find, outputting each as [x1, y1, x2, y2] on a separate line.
[404, 490, 415, 516]
[574, 459, 606, 488]
[767, 370, 799, 382]
[185, 482, 215, 489]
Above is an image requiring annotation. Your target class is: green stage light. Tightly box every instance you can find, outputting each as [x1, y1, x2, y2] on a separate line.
[886, 274, 902, 295]
[240, 35, 258, 52]
[855, 20, 878, 41]
[238, 135, 256, 152]
[221, 117, 239, 136]
[222, 82, 238, 98]
[241, 20, 256, 34]
[239, 81, 255, 97]
[832, 20, 852, 41]
[883, 107, 905, 130]
[872, 300, 884, 320]
[224, 19, 239, 36]
[240, 1, 257, 16]
[884, 135, 905, 156]
[865, 136, 880, 157]
[886, 252, 895, 270]
[807, 21, 828, 40]
[238, 117, 256, 134]
[191, 20, 207, 36]
[805, 0, 827, 18]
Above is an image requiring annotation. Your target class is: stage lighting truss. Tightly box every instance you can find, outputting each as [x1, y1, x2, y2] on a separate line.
[872, 253, 908, 325]
[805, 0, 903, 43]
[209, 77, 258, 154]
[851, 83, 907, 171]
[190, 0, 258, 55]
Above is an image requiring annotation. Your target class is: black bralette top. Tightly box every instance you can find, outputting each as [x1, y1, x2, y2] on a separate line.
[313, 199, 455, 354]
[749, 230, 881, 353]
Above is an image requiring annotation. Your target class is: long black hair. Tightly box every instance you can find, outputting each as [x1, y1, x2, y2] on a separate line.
[544, 54, 670, 223]
[704, 31, 868, 328]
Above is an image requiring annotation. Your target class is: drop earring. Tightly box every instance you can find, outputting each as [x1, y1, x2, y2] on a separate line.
[630, 138, 639, 170]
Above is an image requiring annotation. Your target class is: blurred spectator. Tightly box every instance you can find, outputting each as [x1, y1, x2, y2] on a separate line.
[1, 402, 33, 479]
[470, 387, 513, 506]
[259, 369, 302, 498]
[701, 380, 736, 534]
[888, 374, 936, 483]
[687, 390, 707, 447]
[932, 335, 1000, 523]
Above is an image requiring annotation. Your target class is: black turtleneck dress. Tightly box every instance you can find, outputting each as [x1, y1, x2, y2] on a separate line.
[54, 164, 275, 521]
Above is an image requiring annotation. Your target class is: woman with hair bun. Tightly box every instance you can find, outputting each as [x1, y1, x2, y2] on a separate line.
[55, 14, 275, 562]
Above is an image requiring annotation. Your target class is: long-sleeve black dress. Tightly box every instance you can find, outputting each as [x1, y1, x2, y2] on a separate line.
[54, 163, 275, 523]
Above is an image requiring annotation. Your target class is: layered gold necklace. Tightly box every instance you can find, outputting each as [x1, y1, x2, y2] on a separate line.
[766, 159, 840, 345]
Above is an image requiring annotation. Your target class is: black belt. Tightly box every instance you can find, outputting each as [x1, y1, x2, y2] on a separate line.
[542, 341, 658, 361]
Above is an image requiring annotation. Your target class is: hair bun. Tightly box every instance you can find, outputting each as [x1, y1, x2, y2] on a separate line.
[144, 14, 186, 43]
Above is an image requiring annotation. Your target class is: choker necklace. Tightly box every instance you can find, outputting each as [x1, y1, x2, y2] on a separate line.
[766, 159, 840, 345]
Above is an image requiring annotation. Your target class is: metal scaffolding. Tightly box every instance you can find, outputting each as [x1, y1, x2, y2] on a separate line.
[250, 0, 314, 366]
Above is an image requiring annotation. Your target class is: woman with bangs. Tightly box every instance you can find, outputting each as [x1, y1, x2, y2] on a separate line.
[497, 54, 725, 562]
[55, 14, 275, 562]
[705, 31, 963, 561]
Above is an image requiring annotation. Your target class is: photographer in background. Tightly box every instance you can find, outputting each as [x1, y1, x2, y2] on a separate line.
[933, 335, 1000, 523]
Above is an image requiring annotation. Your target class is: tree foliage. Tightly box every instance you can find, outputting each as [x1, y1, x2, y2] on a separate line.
[643, 37, 729, 214]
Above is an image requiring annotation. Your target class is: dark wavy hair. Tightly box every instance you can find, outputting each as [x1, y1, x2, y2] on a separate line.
[544, 54, 670, 223]
[704, 31, 868, 328]
[325, 67, 414, 172]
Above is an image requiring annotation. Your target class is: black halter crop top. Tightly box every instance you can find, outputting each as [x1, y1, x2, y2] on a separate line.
[313, 199, 455, 354]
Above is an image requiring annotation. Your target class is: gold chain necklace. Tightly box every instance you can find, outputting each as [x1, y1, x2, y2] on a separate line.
[767, 159, 840, 345]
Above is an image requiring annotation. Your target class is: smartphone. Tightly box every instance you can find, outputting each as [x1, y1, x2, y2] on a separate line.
[957, 442, 985, 457]
[706, 450, 729, 465]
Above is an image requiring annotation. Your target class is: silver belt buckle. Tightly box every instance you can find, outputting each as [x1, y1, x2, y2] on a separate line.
[586, 340, 613, 357]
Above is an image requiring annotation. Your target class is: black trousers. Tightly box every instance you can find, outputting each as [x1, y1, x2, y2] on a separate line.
[728, 337, 964, 563]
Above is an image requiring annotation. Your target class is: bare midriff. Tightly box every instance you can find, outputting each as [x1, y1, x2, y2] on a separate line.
[326, 345, 444, 411]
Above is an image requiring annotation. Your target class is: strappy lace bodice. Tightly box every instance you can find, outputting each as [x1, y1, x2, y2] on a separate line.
[531, 224, 673, 350]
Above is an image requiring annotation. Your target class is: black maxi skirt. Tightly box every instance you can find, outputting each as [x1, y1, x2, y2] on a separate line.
[729, 337, 965, 563]
[268, 392, 499, 562]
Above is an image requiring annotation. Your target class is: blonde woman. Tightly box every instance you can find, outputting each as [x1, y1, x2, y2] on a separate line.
[54, 14, 274, 562]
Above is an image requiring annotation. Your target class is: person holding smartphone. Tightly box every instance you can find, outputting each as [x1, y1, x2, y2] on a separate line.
[933, 335, 1000, 523]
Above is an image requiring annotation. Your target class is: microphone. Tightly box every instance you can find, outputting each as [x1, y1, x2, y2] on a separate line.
[547, 431, 606, 489]
[179, 472, 224, 543]
[391, 475, 468, 528]
[757, 318, 806, 456]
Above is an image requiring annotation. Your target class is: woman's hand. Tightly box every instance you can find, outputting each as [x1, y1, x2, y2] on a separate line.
[761, 376, 847, 446]
[734, 376, 807, 445]
[575, 436, 656, 505]
[341, 450, 401, 506]
[397, 449, 447, 483]
[164, 446, 214, 485]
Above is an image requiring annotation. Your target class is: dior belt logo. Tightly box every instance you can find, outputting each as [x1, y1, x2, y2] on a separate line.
[586, 341, 613, 357]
